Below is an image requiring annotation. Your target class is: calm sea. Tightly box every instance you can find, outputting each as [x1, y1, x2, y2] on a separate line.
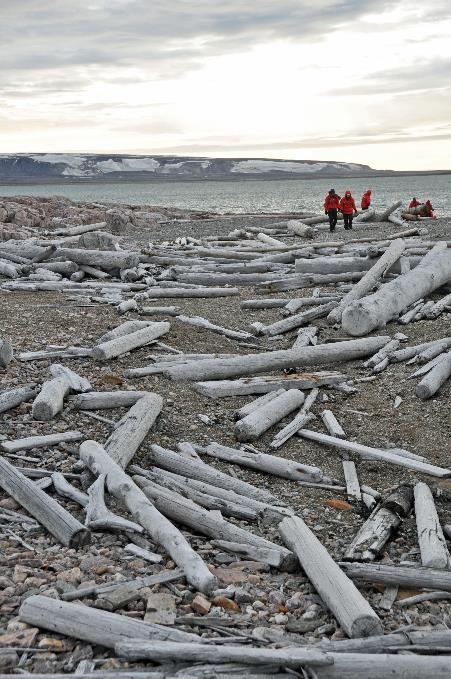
[1, 174, 450, 216]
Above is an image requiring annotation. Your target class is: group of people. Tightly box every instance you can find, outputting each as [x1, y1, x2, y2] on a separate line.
[323, 188, 370, 232]
[408, 197, 435, 218]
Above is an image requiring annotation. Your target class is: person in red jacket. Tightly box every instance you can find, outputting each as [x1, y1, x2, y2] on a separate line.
[324, 188, 341, 232]
[339, 190, 357, 230]
[424, 200, 435, 218]
[409, 197, 421, 209]
[361, 189, 372, 210]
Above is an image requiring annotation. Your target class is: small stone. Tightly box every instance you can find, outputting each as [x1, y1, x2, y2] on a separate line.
[38, 638, 68, 652]
[212, 595, 240, 612]
[0, 627, 39, 647]
[13, 565, 31, 583]
[191, 593, 211, 615]
[144, 593, 176, 625]
[234, 588, 254, 605]
[274, 613, 288, 625]
[56, 567, 82, 584]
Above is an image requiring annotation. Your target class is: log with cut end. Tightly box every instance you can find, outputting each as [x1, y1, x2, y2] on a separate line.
[414, 482, 450, 569]
[97, 320, 152, 343]
[327, 239, 406, 325]
[271, 387, 318, 448]
[0, 384, 37, 414]
[279, 515, 382, 638]
[234, 389, 305, 441]
[377, 200, 403, 222]
[80, 440, 216, 593]
[416, 351, 451, 400]
[68, 391, 145, 409]
[1, 431, 83, 453]
[0, 456, 90, 548]
[104, 392, 163, 468]
[19, 595, 198, 648]
[287, 219, 316, 238]
[340, 562, 451, 592]
[322, 410, 346, 438]
[165, 336, 390, 381]
[195, 372, 346, 397]
[115, 639, 332, 667]
[342, 243, 451, 336]
[92, 322, 170, 360]
[295, 256, 375, 275]
[234, 389, 286, 419]
[258, 271, 365, 293]
[49, 364, 91, 392]
[0, 339, 13, 368]
[205, 441, 322, 482]
[51, 248, 139, 270]
[133, 476, 296, 570]
[315, 653, 451, 678]
[259, 302, 336, 336]
[32, 376, 71, 421]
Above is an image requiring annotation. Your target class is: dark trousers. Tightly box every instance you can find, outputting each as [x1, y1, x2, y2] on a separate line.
[328, 209, 338, 231]
[343, 213, 353, 230]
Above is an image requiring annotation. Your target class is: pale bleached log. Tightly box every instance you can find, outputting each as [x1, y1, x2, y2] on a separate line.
[287, 220, 316, 238]
[124, 543, 162, 563]
[259, 302, 336, 337]
[298, 429, 450, 477]
[295, 256, 374, 275]
[19, 595, 197, 647]
[286, 297, 340, 314]
[409, 353, 446, 379]
[416, 340, 451, 363]
[271, 387, 318, 448]
[145, 287, 239, 298]
[1, 431, 82, 453]
[341, 561, 451, 592]
[318, 628, 451, 652]
[354, 208, 376, 223]
[148, 444, 279, 504]
[279, 515, 382, 638]
[235, 389, 286, 419]
[0, 384, 37, 414]
[378, 200, 403, 222]
[322, 410, 346, 438]
[54, 221, 107, 237]
[235, 389, 305, 441]
[68, 391, 145, 409]
[80, 441, 216, 593]
[79, 264, 110, 280]
[0, 456, 90, 548]
[117, 299, 138, 314]
[51, 472, 89, 507]
[49, 364, 91, 392]
[414, 482, 450, 569]
[416, 351, 451, 400]
[97, 320, 152, 344]
[398, 590, 451, 607]
[92, 322, 170, 360]
[105, 392, 163, 468]
[344, 485, 413, 561]
[51, 247, 139, 270]
[362, 336, 404, 369]
[342, 461, 361, 502]
[141, 306, 181, 316]
[205, 441, 322, 482]
[315, 653, 451, 678]
[0, 260, 20, 278]
[327, 239, 406, 325]
[429, 292, 451, 318]
[19, 346, 92, 362]
[85, 474, 143, 533]
[241, 298, 288, 309]
[256, 232, 287, 247]
[133, 477, 296, 570]
[166, 336, 390, 382]
[398, 300, 424, 324]
[195, 372, 346, 397]
[342, 243, 451, 336]
[211, 540, 283, 566]
[115, 639, 332, 667]
[258, 271, 364, 294]
[32, 376, 71, 421]
[29, 267, 62, 281]
[176, 314, 254, 341]
[292, 325, 318, 349]
[0, 339, 13, 368]
[387, 213, 406, 228]
[391, 338, 451, 363]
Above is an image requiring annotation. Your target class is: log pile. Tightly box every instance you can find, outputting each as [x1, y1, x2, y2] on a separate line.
[0, 195, 450, 676]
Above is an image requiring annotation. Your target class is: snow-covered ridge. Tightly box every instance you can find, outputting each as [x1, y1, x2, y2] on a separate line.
[0, 154, 373, 179]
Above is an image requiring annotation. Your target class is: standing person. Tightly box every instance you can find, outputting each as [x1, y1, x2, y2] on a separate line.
[409, 197, 421, 208]
[324, 188, 341, 232]
[339, 190, 357, 230]
[361, 189, 372, 210]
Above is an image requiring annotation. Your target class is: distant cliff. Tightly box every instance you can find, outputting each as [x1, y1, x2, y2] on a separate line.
[0, 154, 387, 181]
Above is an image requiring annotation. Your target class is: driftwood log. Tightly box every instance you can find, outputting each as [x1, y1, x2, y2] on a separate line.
[414, 482, 450, 568]
[234, 389, 305, 441]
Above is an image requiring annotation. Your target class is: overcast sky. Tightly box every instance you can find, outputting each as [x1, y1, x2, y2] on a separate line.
[1, 0, 450, 170]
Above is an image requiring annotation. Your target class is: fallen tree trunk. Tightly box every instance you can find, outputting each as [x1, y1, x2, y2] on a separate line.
[51, 248, 139, 270]
[234, 389, 306, 441]
[259, 301, 336, 336]
[342, 243, 451, 336]
[164, 336, 390, 381]
[0, 456, 90, 548]
[32, 376, 71, 421]
[195, 372, 346, 397]
[0, 384, 37, 414]
[68, 391, 145, 409]
[145, 287, 240, 298]
[80, 440, 216, 593]
[416, 351, 451, 399]
[315, 653, 451, 678]
[92, 322, 170, 360]
[414, 482, 450, 568]
[341, 562, 451, 592]
[1, 431, 83, 453]
[279, 515, 382, 638]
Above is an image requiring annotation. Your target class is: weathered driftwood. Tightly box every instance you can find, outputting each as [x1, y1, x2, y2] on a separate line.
[258, 271, 364, 293]
[0, 456, 90, 547]
[146, 287, 239, 298]
[315, 653, 451, 678]
[271, 387, 318, 448]
[97, 320, 152, 343]
[318, 628, 451, 653]
[344, 485, 413, 561]
[342, 460, 361, 503]
[51, 471, 89, 507]
[124, 543, 162, 563]
[117, 299, 138, 314]
[377, 200, 403, 222]
[141, 306, 181, 316]
[1, 431, 82, 454]
[19, 346, 92, 361]
[19, 595, 197, 647]
[234, 389, 286, 419]
[49, 364, 91, 392]
[286, 297, 340, 315]
[211, 540, 283, 567]
[391, 338, 451, 363]
[398, 590, 451, 607]
[205, 441, 322, 482]
[363, 336, 404, 369]
[327, 239, 406, 325]
[0, 260, 20, 279]
[416, 340, 451, 363]
[414, 482, 450, 568]
[92, 322, 170, 360]
[429, 292, 451, 318]
[234, 389, 305, 441]
[165, 336, 390, 381]
[0, 338, 13, 368]
[32, 376, 71, 421]
[115, 640, 332, 667]
[322, 410, 346, 438]
[295, 256, 375, 275]
[80, 440, 216, 593]
[104, 392, 163, 468]
[195, 372, 346, 397]
[241, 298, 288, 309]
[68, 391, 145, 409]
[259, 301, 336, 336]
[342, 243, 451, 336]
[279, 515, 382, 638]
[51, 247, 139, 270]
[291, 325, 318, 349]
[54, 221, 107, 237]
[148, 444, 279, 504]
[341, 561, 451, 591]
[416, 351, 451, 399]
[176, 314, 254, 341]
[85, 474, 143, 533]
[298, 429, 450, 477]
[0, 384, 37, 414]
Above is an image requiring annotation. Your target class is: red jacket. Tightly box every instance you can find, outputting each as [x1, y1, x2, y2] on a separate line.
[339, 195, 357, 215]
[361, 191, 371, 209]
[409, 198, 420, 208]
[324, 194, 341, 210]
